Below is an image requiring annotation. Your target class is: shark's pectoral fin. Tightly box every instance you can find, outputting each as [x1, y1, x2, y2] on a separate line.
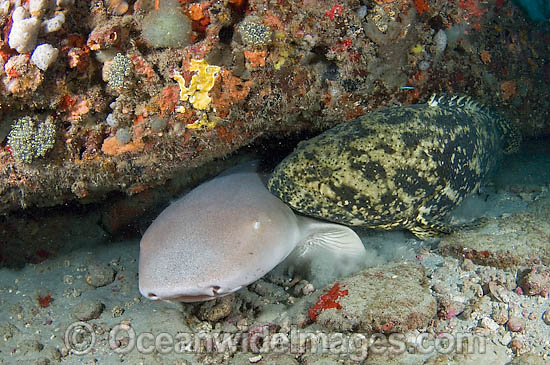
[291, 217, 367, 266]
[275, 217, 368, 287]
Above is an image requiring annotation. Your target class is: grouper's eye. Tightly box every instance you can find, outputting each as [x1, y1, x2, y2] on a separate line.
[320, 168, 331, 178]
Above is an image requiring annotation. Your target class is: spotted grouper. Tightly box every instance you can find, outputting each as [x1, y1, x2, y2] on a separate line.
[268, 95, 521, 239]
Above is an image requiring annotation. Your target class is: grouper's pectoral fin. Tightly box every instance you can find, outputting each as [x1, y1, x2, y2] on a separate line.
[409, 220, 453, 239]
[291, 216, 368, 266]
[410, 216, 490, 240]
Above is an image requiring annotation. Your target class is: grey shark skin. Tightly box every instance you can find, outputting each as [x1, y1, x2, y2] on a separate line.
[138, 164, 367, 302]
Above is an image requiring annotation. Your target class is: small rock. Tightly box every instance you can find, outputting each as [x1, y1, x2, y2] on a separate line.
[255, 353, 298, 364]
[250, 280, 288, 302]
[248, 354, 262, 363]
[231, 352, 298, 365]
[31, 43, 59, 71]
[302, 283, 315, 296]
[499, 332, 512, 346]
[492, 305, 509, 325]
[292, 280, 307, 297]
[488, 281, 509, 302]
[40, 346, 61, 362]
[150, 117, 167, 132]
[521, 266, 550, 296]
[197, 295, 234, 322]
[236, 318, 248, 331]
[461, 258, 475, 271]
[509, 337, 525, 354]
[439, 213, 550, 268]
[542, 310, 550, 325]
[438, 296, 465, 320]
[481, 317, 500, 331]
[0, 322, 21, 340]
[510, 353, 548, 364]
[8, 17, 41, 53]
[314, 261, 436, 333]
[220, 322, 239, 333]
[86, 264, 116, 288]
[73, 299, 104, 321]
[111, 305, 124, 317]
[507, 316, 526, 332]
[17, 339, 43, 356]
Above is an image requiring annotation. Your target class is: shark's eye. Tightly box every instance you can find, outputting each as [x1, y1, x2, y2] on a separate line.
[212, 286, 221, 295]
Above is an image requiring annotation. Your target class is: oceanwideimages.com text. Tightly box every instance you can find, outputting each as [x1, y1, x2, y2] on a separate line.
[65, 321, 487, 360]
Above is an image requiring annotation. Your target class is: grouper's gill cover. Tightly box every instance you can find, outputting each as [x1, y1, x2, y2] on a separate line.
[267, 95, 521, 238]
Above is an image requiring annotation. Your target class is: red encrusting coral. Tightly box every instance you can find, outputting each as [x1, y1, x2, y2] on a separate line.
[325, 4, 344, 20]
[158, 85, 181, 117]
[211, 71, 252, 117]
[458, 0, 487, 18]
[308, 282, 348, 322]
[228, 0, 248, 13]
[62, 34, 91, 73]
[413, 0, 429, 15]
[188, 2, 211, 32]
[457, 0, 488, 30]
[38, 295, 52, 308]
[380, 321, 394, 332]
[0, 45, 15, 63]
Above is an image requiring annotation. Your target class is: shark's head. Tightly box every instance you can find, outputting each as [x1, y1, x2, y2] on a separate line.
[138, 168, 301, 302]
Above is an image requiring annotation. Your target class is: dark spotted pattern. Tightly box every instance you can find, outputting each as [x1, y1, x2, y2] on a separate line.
[267, 96, 521, 238]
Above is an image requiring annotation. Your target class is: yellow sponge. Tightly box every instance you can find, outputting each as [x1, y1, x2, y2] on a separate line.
[172, 59, 221, 110]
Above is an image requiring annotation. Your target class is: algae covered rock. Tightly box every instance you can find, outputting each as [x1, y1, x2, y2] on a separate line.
[312, 261, 436, 334]
[438, 199, 550, 269]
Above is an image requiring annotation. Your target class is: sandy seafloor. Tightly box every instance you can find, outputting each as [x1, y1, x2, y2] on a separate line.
[1, 139, 550, 364]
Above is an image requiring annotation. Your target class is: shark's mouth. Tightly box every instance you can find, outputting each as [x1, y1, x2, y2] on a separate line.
[147, 285, 242, 302]
[166, 294, 221, 302]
